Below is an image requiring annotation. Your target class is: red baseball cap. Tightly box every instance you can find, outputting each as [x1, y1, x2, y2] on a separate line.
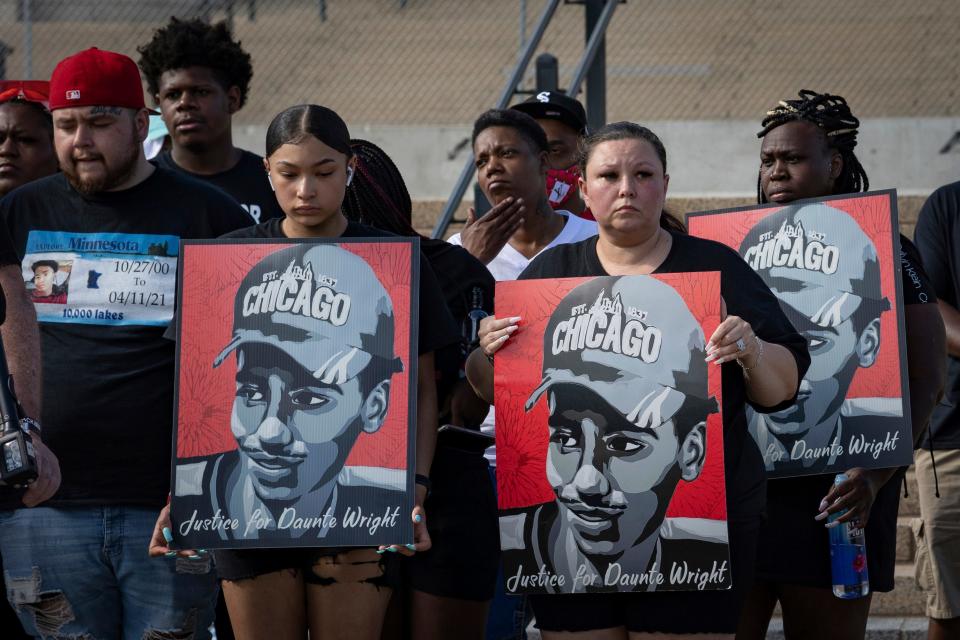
[49, 48, 153, 112]
[0, 81, 50, 109]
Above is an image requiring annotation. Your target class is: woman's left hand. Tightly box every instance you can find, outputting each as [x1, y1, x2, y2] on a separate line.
[148, 503, 208, 560]
[815, 468, 880, 527]
[706, 311, 760, 367]
[378, 492, 431, 557]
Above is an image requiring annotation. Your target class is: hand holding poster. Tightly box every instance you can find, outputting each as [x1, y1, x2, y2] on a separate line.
[495, 272, 730, 594]
[171, 239, 418, 549]
[687, 191, 911, 478]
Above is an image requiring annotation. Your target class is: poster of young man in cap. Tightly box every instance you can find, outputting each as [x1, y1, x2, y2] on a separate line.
[495, 272, 730, 594]
[170, 238, 419, 549]
[687, 191, 911, 478]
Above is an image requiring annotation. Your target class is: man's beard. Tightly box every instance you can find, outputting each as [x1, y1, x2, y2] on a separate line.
[63, 130, 140, 195]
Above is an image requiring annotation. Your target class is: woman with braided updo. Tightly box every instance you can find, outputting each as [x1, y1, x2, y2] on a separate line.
[755, 90, 868, 204]
[737, 90, 946, 639]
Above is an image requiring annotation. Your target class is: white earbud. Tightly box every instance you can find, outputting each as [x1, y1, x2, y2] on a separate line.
[267, 174, 274, 191]
[346, 166, 355, 186]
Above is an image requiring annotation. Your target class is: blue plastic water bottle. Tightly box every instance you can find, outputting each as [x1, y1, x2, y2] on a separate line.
[828, 473, 870, 598]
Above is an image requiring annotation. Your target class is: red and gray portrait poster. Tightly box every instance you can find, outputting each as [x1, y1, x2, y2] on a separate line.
[687, 191, 911, 479]
[495, 272, 730, 594]
[170, 238, 419, 549]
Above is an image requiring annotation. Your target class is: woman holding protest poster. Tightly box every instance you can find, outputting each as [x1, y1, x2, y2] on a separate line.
[468, 121, 809, 638]
[148, 104, 460, 640]
[736, 90, 946, 640]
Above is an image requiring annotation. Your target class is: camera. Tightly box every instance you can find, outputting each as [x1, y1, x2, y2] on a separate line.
[0, 335, 37, 488]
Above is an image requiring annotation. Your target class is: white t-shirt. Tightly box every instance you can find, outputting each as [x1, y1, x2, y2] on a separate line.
[448, 210, 598, 463]
[447, 210, 597, 281]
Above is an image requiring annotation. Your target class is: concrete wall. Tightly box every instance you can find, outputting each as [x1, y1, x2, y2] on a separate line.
[235, 117, 960, 205]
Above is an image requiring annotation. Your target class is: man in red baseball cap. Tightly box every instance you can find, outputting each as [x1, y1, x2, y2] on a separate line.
[0, 47, 253, 638]
[45, 47, 162, 194]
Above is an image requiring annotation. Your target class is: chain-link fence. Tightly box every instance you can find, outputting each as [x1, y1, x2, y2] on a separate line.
[1, 0, 957, 229]
[1, 0, 957, 127]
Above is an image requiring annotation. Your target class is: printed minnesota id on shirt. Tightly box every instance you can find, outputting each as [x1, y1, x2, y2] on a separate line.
[22, 230, 177, 326]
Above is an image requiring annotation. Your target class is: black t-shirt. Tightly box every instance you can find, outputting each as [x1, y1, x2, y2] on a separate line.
[914, 181, 960, 449]
[420, 239, 495, 423]
[519, 232, 811, 523]
[0, 169, 254, 510]
[758, 234, 937, 591]
[900, 235, 937, 307]
[0, 223, 15, 324]
[155, 149, 283, 224]
[0, 222, 17, 267]
[221, 218, 459, 359]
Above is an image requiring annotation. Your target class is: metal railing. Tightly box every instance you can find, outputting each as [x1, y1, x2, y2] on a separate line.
[430, 0, 620, 239]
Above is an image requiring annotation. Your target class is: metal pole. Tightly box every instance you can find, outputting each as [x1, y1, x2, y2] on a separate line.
[568, 0, 617, 129]
[0, 42, 11, 81]
[431, 0, 561, 239]
[536, 53, 559, 92]
[22, 0, 32, 79]
[494, 0, 559, 110]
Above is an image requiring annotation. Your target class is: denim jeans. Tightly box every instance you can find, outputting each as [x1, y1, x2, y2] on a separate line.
[485, 466, 528, 640]
[0, 506, 218, 640]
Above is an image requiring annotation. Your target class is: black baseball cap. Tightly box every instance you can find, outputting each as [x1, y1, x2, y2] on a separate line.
[511, 91, 588, 135]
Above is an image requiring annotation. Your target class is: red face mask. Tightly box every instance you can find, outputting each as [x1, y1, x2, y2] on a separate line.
[545, 164, 594, 220]
[545, 164, 579, 208]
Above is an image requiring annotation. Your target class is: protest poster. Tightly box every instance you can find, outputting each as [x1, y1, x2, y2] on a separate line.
[687, 191, 911, 478]
[495, 272, 730, 594]
[171, 238, 419, 549]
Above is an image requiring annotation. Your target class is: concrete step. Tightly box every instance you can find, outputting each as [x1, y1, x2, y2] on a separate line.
[766, 616, 927, 639]
[871, 564, 925, 617]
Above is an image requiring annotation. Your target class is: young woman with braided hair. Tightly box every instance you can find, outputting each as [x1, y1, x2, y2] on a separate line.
[342, 140, 499, 640]
[737, 90, 946, 639]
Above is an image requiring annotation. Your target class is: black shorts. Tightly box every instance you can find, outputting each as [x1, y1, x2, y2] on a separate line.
[755, 468, 904, 592]
[529, 517, 761, 634]
[214, 546, 400, 589]
[402, 446, 500, 601]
